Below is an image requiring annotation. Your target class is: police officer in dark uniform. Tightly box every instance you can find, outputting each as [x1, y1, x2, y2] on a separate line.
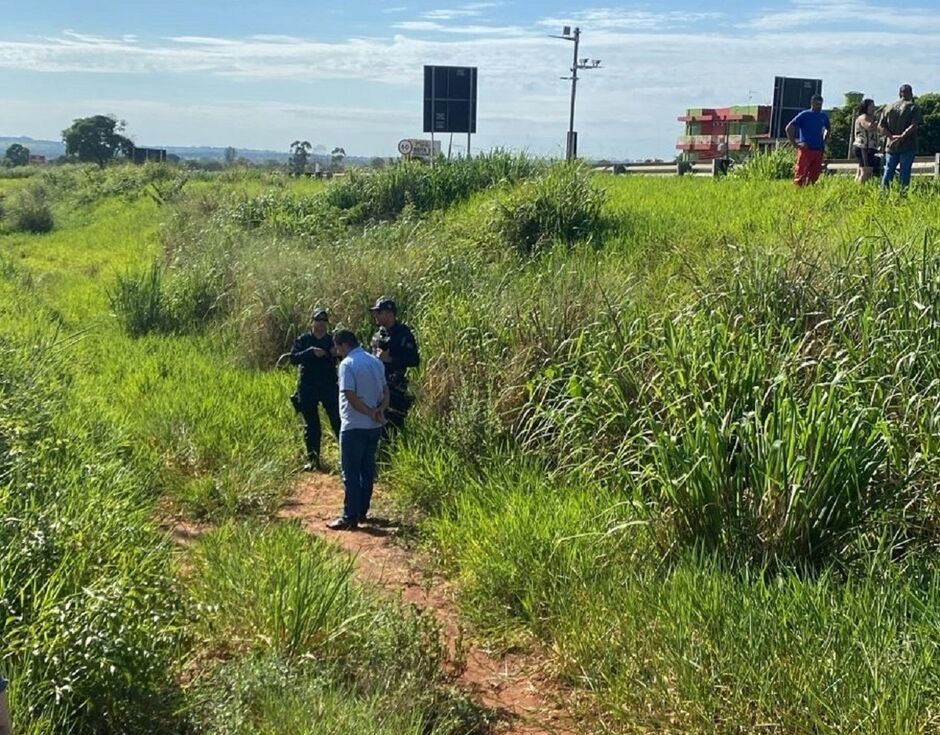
[369, 296, 419, 434]
[290, 307, 341, 471]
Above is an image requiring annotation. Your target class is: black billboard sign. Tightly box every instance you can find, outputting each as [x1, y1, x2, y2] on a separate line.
[132, 147, 167, 164]
[423, 66, 478, 134]
[771, 76, 823, 139]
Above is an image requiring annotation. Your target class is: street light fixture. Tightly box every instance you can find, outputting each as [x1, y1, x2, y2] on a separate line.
[551, 26, 602, 161]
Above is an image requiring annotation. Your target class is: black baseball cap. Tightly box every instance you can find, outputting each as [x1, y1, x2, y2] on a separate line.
[369, 296, 396, 312]
[312, 307, 329, 321]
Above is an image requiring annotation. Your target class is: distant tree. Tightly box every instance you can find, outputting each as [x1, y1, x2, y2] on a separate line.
[166, 153, 182, 164]
[370, 157, 387, 170]
[916, 93, 940, 155]
[62, 115, 133, 167]
[224, 146, 238, 166]
[4, 143, 30, 167]
[330, 146, 346, 172]
[826, 92, 864, 160]
[289, 140, 311, 175]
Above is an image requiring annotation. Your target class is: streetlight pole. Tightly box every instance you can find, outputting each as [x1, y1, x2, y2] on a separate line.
[567, 27, 581, 161]
[552, 26, 602, 161]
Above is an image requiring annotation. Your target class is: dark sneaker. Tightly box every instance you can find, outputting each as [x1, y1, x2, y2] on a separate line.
[326, 517, 357, 531]
[303, 461, 324, 473]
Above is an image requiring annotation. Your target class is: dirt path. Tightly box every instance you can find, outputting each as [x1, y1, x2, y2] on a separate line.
[279, 472, 577, 735]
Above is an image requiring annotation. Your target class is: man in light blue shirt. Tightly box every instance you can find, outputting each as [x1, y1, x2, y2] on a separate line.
[327, 329, 388, 530]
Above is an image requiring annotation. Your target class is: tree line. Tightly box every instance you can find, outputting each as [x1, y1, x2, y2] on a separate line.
[3, 115, 356, 171]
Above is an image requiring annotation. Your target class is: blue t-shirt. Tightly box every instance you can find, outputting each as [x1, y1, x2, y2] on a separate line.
[789, 110, 831, 151]
[338, 346, 386, 431]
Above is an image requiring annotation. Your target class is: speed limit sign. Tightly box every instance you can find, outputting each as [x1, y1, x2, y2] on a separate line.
[398, 139, 415, 156]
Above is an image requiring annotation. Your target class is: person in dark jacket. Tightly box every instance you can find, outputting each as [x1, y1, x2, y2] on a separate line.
[290, 307, 341, 471]
[369, 297, 420, 434]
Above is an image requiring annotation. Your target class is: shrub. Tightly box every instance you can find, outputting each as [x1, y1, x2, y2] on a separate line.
[107, 262, 173, 336]
[729, 146, 796, 181]
[492, 164, 606, 255]
[5, 182, 55, 233]
[219, 152, 543, 231]
[323, 151, 542, 224]
[108, 259, 231, 337]
[647, 379, 887, 566]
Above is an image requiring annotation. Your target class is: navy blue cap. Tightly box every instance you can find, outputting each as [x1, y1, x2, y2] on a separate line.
[369, 296, 396, 312]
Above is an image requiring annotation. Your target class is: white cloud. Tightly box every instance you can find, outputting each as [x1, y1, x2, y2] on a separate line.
[539, 8, 725, 31]
[249, 34, 305, 43]
[746, 0, 940, 31]
[392, 20, 527, 34]
[423, 3, 502, 21]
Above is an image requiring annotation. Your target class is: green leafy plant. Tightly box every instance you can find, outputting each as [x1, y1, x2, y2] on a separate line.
[492, 164, 607, 255]
[729, 146, 796, 181]
[5, 182, 54, 233]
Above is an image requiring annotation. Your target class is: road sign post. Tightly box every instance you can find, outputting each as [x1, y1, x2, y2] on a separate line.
[424, 65, 478, 159]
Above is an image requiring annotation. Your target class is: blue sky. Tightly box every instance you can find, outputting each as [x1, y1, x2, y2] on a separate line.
[1, 0, 938, 159]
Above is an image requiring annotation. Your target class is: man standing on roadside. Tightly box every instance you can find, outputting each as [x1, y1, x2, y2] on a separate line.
[880, 84, 923, 192]
[290, 308, 341, 472]
[369, 297, 420, 435]
[786, 94, 831, 186]
[327, 329, 388, 531]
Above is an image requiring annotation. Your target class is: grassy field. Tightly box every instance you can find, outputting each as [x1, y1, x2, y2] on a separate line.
[0, 165, 481, 734]
[3, 159, 940, 733]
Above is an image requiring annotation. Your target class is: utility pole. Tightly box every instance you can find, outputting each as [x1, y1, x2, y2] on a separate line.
[566, 27, 581, 161]
[552, 26, 602, 161]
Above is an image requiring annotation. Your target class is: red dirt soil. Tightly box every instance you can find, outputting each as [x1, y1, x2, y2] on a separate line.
[280, 472, 578, 735]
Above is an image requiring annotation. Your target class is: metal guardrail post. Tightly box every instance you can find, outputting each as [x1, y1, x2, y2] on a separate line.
[935, 153, 940, 179]
[711, 158, 720, 178]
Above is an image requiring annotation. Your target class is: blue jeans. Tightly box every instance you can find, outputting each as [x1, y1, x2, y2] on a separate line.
[882, 149, 916, 190]
[339, 428, 381, 521]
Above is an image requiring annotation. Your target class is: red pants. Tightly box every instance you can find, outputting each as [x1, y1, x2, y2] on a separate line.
[794, 148, 824, 186]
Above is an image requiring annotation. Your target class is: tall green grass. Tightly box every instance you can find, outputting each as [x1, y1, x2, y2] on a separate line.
[324, 151, 543, 223]
[492, 164, 606, 255]
[1, 162, 493, 734]
[728, 146, 796, 181]
[12, 161, 940, 732]
[0, 289, 185, 734]
[2, 181, 54, 233]
[186, 522, 484, 734]
[389, 434, 940, 733]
